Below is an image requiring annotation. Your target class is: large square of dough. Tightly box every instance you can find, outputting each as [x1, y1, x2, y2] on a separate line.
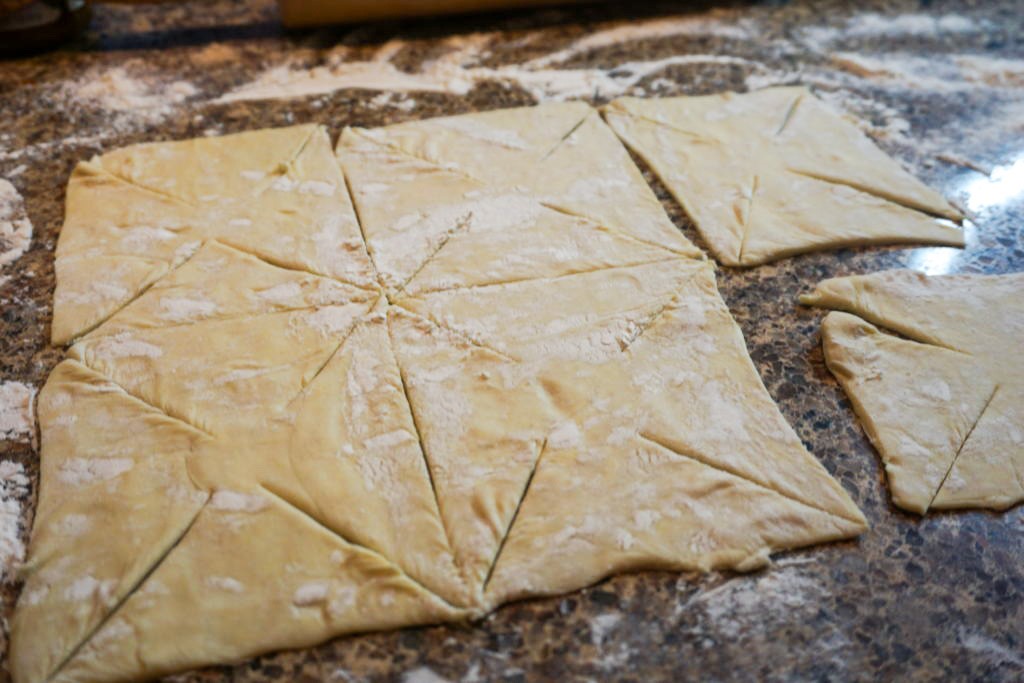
[803, 269, 1024, 514]
[604, 87, 965, 266]
[14, 108, 865, 683]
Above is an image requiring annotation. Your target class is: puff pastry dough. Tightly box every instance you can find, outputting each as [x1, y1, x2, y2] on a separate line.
[803, 269, 1024, 513]
[13, 107, 865, 683]
[604, 87, 964, 266]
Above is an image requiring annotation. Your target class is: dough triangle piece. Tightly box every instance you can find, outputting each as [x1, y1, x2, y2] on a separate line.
[738, 171, 967, 265]
[804, 269, 1024, 512]
[365, 101, 593, 174]
[604, 88, 963, 266]
[96, 124, 320, 204]
[288, 314, 469, 606]
[387, 307, 556, 603]
[52, 491, 460, 683]
[631, 272, 866, 524]
[337, 127, 489, 292]
[9, 361, 209, 683]
[99, 123, 375, 288]
[397, 258, 705, 363]
[402, 203, 675, 297]
[821, 312, 996, 513]
[484, 395, 863, 607]
[52, 253, 172, 346]
[90, 240, 377, 337]
[528, 111, 700, 257]
[800, 269, 1024, 355]
[69, 302, 371, 434]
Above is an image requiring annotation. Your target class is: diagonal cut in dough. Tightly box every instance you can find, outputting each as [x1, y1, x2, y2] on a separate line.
[15, 108, 867, 683]
[803, 269, 1024, 513]
[603, 87, 965, 266]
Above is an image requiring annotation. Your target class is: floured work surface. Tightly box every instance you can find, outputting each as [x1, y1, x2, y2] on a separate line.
[604, 87, 965, 267]
[12, 104, 865, 683]
[803, 270, 1024, 514]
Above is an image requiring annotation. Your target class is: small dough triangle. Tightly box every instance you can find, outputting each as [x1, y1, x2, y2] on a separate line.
[821, 311, 996, 513]
[388, 307, 556, 603]
[288, 314, 469, 606]
[89, 240, 376, 337]
[397, 258, 705, 363]
[402, 203, 675, 297]
[70, 301, 371, 434]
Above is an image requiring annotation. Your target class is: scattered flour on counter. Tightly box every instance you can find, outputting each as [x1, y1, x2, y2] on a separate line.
[0, 381, 35, 442]
[687, 566, 824, 639]
[527, 13, 753, 68]
[957, 627, 1024, 668]
[590, 612, 622, 646]
[401, 667, 451, 683]
[800, 13, 984, 51]
[218, 18, 762, 104]
[0, 179, 32, 270]
[830, 52, 1024, 93]
[0, 460, 30, 583]
[67, 66, 198, 123]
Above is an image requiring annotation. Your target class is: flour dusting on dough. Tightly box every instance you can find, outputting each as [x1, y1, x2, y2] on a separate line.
[293, 581, 330, 606]
[206, 576, 245, 593]
[57, 457, 134, 486]
[91, 333, 165, 359]
[210, 490, 270, 513]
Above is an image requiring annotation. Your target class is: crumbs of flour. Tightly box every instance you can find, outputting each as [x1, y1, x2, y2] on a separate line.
[0, 460, 30, 583]
[0, 179, 32, 271]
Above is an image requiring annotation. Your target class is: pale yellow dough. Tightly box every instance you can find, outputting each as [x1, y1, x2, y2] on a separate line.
[603, 87, 965, 266]
[803, 269, 1024, 514]
[14, 107, 865, 683]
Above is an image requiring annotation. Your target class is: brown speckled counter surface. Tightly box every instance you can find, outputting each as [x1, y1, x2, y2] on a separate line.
[1, 1, 1022, 681]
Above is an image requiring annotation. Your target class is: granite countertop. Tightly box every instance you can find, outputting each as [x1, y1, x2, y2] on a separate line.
[1, 0, 1022, 680]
